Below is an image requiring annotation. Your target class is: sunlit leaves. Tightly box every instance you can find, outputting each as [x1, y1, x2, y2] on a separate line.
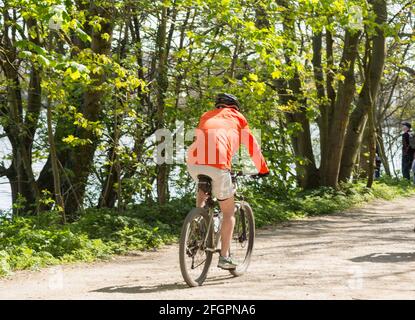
[2, 0, 410, 208]
[62, 135, 92, 147]
[271, 70, 282, 79]
[248, 73, 259, 82]
[64, 68, 81, 81]
[63, 62, 90, 82]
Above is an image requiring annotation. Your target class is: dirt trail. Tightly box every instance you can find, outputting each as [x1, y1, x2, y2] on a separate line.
[1, 196, 415, 300]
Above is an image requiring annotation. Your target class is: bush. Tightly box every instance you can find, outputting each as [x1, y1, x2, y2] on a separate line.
[0, 205, 181, 276]
[0, 250, 11, 276]
[70, 208, 177, 248]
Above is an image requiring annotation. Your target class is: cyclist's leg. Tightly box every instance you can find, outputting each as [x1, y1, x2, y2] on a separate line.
[187, 164, 209, 207]
[218, 196, 235, 257]
[210, 169, 235, 258]
[196, 188, 208, 208]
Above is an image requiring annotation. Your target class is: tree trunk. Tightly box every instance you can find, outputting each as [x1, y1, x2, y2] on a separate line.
[312, 31, 328, 176]
[155, 5, 170, 204]
[98, 144, 118, 209]
[47, 101, 65, 222]
[320, 30, 361, 188]
[367, 98, 376, 188]
[358, 127, 370, 179]
[376, 123, 391, 176]
[339, 0, 387, 182]
[0, 14, 41, 214]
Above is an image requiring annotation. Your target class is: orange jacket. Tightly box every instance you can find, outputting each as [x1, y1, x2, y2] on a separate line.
[187, 108, 269, 174]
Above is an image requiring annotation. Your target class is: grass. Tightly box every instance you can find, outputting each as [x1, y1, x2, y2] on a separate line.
[1, 177, 414, 277]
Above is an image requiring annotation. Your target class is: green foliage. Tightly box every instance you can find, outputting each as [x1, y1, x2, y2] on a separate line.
[70, 208, 178, 252]
[0, 251, 12, 277]
[371, 176, 415, 200]
[0, 204, 179, 276]
[3, 0, 410, 215]
[127, 195, 194, 231]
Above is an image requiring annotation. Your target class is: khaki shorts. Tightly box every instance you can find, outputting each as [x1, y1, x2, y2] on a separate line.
[187, 164, 234, 200]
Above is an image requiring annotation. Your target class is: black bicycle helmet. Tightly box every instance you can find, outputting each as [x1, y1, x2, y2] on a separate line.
[215, 93, 240, 110]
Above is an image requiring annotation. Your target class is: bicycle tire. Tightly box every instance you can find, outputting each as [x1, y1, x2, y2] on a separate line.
[229, 201, 255, 277]
[179, 208, 213, 287]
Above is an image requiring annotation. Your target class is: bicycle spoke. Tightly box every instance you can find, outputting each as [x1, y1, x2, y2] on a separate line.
[192, 257, 207, 269]
[180, 209, 213, 287]
[229, 204, 253, 275]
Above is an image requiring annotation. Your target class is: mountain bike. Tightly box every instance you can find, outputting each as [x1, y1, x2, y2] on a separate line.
[179, 172, 255, 287]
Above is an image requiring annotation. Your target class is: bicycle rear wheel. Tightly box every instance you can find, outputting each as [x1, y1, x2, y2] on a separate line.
[179, 208, 213, 287]
[229, 201, 255, 277]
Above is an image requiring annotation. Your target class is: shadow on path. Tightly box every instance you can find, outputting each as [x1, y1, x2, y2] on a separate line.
[92, 275, 235, 294]
[350, 252, 415, 263]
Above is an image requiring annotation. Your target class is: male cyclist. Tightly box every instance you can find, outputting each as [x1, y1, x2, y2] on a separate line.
[187, 93, 269, 270]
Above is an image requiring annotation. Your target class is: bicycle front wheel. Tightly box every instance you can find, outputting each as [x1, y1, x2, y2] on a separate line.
[179, 208, 213, 287]
[229, 201, 255, 277]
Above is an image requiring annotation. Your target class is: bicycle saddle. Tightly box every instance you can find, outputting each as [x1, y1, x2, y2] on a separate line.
[197, 175, 212, 194]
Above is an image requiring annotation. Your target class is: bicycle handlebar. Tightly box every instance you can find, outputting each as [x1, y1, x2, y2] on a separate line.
[230, 171, 269, 179]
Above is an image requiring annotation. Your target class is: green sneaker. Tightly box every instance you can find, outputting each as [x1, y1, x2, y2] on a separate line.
[218, 255, 237, 270]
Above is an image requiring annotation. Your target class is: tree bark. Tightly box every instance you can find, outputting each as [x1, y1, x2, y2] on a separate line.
[366, 95, 376, 188]
[320, 30, 361, 187]
[155, 5, 170, 204]
[358, 126, 370, 179]
[46, 101, 65, 222]
[339, 0, 387, 183]
[312, 31, 328, 175]
[376, 123, 391, 176]
[98, 144, 118, 209]
[0, 13, 41, 214]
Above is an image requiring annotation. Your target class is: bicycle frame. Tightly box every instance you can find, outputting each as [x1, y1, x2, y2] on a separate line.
[199, 173, 245, 254]
[201, 203, 220, 254]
